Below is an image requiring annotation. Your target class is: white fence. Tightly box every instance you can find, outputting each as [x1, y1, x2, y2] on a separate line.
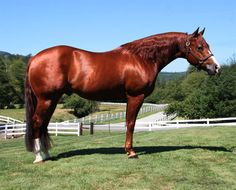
[62, 103, 167, 124]
[137, 117, 236, 131]
[1, 117, 236, 139]
[0, 115, 23, 125]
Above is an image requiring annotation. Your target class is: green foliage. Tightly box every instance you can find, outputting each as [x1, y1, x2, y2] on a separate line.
[8, 58, 26, 105]
[166, 62, 236, 118]
[0, 58, 15, 108]
[0, 53, 29, 108]
[146, 59, 236, 119]
[145, 76, 185, 103]
[63, 94, 98, 118]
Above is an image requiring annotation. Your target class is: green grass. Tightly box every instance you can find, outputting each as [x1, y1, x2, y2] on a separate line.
[0, 126, 236, 190]
[0, 108, 26, 121]
[94, 104, 126, 114]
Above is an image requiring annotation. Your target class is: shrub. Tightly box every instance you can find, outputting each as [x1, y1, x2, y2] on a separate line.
[63, 94, 98, 118]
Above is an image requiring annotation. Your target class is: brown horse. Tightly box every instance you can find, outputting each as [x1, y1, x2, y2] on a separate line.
[25, 28, 220, 163]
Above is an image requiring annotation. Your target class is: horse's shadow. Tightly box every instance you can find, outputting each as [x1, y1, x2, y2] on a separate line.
[50, 145, 231, 161]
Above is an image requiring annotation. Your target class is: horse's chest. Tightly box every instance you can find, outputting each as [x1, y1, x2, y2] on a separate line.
[124, 69, 156, 94]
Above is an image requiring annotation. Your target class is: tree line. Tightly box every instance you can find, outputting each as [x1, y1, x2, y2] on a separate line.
[0, 52, 235, 119]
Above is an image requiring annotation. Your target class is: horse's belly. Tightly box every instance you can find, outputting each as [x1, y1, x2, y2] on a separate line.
[74, 85, 127, 102]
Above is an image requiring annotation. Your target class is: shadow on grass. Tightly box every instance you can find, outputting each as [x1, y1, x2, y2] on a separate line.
[50, 145, 231, 161]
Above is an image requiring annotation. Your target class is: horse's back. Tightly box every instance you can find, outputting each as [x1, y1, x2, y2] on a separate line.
[27, 45, 126, 99]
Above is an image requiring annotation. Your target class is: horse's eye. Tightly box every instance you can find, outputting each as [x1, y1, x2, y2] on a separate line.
[197, 45, 203, 51]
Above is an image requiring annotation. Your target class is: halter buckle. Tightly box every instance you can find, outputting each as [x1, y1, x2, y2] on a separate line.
[185, 41, 190, 47]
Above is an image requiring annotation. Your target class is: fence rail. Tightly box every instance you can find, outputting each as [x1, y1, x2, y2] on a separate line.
[61, 103, 167, 124]
[148, 117, 236, 131]
[1, 122, 95, 139]
[0, 115, 23, 125]
[1, 117, 236, 139]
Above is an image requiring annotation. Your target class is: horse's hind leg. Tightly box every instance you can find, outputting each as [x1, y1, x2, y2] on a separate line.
[125, 94, 144, 158]
[32, 97, 59, 163]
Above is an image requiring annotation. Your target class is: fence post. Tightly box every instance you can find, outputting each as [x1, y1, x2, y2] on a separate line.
[148, 122, 152, 131]
[90, 122, 94, 135]
[206, 118, 209, 127]
[77, 123, 80, 136]
[5, 124, 7, 139]
[55, 123, 58, 136]
[176, 121, 179, 129]
[80, 123, 83, 136]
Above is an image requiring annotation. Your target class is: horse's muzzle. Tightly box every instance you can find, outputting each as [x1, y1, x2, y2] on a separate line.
[206, 63, 221, 75]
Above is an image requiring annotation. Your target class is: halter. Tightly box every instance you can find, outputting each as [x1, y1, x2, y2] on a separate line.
[185, 39, 214, 69]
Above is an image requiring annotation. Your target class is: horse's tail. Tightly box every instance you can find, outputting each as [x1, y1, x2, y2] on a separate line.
[25, 65, 37, 152]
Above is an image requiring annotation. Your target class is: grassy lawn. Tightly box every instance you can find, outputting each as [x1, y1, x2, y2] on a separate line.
[0, 108, 26, 121]
[94, 104, 126, 114]
[0, 126, 236, 190]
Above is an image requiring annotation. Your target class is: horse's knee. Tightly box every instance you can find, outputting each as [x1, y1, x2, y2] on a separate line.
[33, 114, 43, 128]
[32, 114, 43, 138]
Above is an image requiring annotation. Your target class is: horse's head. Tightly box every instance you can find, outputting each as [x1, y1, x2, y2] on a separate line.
[185, 28, 220, 75]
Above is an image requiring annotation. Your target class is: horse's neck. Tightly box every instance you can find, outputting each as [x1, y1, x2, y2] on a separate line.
[121, 33, 187, 71]
[153, 34, 187, 71]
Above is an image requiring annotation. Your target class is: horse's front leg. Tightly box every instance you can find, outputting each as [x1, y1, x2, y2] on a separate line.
[125, 94, 144, 158]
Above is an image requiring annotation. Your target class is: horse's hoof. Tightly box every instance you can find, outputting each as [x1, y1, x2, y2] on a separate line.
[33, 159, 44, 164]
[128, 153, 139, 159]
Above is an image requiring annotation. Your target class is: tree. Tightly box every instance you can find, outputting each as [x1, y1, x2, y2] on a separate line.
[0, 53, 30, 108]
[145, 76, 185, 104]
[63, 94, 98, 118]
[8, 58, 26, 105]
[0, 58, 15, 108]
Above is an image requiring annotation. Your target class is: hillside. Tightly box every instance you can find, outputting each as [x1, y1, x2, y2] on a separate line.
[0, 51, 11, 57]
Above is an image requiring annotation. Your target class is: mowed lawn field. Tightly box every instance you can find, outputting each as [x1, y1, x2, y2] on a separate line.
[0, 127, 236, 190]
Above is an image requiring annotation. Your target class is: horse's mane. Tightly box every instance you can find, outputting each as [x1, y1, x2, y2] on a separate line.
[120, 32, 184, 62]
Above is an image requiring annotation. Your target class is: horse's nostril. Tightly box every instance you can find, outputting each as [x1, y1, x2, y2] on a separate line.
[215, 64, 221, 74]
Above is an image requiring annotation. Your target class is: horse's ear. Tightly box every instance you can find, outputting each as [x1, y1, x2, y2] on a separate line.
[192, 27, 200, 37]
[200, 28, 205, 36]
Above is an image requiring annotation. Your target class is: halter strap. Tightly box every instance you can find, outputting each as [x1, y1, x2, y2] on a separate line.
[185, 39, 214, 69]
